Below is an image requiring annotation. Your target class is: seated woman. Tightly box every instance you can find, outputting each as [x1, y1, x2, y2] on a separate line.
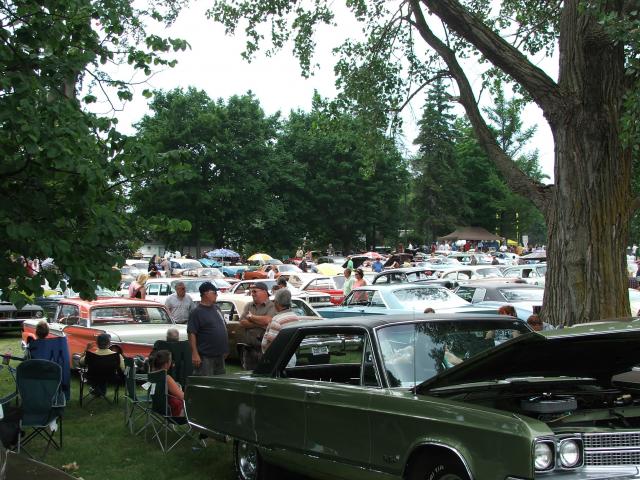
[152, 350, 184, 417]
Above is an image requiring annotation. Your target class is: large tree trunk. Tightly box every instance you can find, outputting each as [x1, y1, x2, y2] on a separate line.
[543, 1, 632, 325]
[415, 0, 633, 325]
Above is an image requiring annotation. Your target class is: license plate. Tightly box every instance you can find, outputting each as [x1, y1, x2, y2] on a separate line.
[312, 346, 329, 356]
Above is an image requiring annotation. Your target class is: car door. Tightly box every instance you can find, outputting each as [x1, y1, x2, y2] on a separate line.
[301, 330, 373, 475]
[146, 282, 160, 302]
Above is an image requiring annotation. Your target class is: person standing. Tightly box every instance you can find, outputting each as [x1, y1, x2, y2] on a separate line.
[128, 273, 148, 299]
[346, 257, 354, 270]
[160, 256, 172, 277]
[372, 258, 383, 273]
[148, 254, 160, 274]
[165, 281, 194, 324]
[353, 268, 367, 288]
[187, 282, 228, 376]
[261, 289, 300, 353]
[343, 268, 355, 297]
[239, 282, 276, 370]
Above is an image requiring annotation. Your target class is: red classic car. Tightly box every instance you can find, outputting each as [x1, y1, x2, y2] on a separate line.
[22, 297, 187, 367]
[287, 273, 346, 305]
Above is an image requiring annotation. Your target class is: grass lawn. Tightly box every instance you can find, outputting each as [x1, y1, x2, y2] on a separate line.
[0, 333, 236, 480]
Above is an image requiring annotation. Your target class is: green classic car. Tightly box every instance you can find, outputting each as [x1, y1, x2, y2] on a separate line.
[185, 315, 640, 480]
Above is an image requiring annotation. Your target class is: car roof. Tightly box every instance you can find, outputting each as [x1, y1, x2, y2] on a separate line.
[60, 297, 165, 308]
[353, 283, 448, 292]
[456, 280, 539, 288]
[281, 313, 513, 330]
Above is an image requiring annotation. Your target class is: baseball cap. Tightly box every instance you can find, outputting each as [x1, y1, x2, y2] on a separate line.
[250, 282, 269, 292]
[199, 281, 218, 295]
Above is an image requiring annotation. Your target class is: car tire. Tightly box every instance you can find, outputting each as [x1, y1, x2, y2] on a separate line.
[406, 454, 469, 480]
[234, 440, 273, 480]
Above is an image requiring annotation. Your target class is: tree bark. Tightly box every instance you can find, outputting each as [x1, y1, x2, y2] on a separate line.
[413, 0, 633, 325]
[543, 0, 631, 324]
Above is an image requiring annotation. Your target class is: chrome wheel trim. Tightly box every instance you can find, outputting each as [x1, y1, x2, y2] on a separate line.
[237, 441, 258, 480]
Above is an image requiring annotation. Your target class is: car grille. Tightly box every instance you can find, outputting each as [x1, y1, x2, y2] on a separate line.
[583, 432, 640, 466]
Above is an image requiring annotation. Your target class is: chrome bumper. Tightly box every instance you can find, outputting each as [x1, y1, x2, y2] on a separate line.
[531, 466, 640, 479]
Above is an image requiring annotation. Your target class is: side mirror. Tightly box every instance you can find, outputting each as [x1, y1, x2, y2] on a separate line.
[232, 313, 239, 322]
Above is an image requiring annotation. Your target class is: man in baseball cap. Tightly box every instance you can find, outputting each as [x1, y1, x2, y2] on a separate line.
[239, 282, 276, 370]
[187, 280, 227, 376]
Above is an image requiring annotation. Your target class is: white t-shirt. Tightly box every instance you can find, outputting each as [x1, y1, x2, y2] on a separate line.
[165, 294, 194, 324]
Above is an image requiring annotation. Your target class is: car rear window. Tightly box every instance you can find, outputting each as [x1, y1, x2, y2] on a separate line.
[90, 306, 172, 325]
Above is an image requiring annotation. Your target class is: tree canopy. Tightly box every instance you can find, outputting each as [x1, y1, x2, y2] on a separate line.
[0, 0, 187, 304]
[207, 0, 640, 325]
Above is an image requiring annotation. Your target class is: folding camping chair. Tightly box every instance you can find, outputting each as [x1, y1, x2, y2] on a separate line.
[79, 351, 124, 406]
[152, 340, 192, 387]
[123, 356, 151, 435]
[145, 370, 197, 453]
[25, 337, 71, 401]
[16, 359, 65, 458]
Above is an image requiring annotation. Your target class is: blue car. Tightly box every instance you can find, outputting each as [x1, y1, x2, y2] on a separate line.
[320, 284, 469, 319]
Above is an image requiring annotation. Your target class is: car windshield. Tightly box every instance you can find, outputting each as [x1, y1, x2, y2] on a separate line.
[376, 320, 529, 388]
[393, 287, 453, 304]
[332, 276, 345, 288]
[177, 260, 202, 270]
[405, 270, 438, 281]
[536, 265, 548, 275]
[473, 268, 503, 278]
[499, 288, 544, 302]
[90, 306, 172, 325]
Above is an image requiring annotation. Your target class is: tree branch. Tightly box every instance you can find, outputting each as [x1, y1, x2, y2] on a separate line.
[409, 0, 552, 211]
[421, 0, 563, 125]
[393, 70, 450, 112]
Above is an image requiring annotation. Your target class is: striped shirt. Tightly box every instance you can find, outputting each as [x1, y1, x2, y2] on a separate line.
[261, 309, 300, 353]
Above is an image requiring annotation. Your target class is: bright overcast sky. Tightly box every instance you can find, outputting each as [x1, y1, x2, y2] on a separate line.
[106, 1, 555, 181]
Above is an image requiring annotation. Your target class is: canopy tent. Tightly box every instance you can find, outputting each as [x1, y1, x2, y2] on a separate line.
[248, 253, 273, 261]
[438, 227, 502, 242]
[506, 239, 519, 246]
[206, 248, 240, 259]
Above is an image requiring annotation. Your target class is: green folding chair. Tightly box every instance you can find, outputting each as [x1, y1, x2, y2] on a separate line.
[123, 356, 151, 435]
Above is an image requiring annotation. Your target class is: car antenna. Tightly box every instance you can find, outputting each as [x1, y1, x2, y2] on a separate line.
[413, 307, 417, 395]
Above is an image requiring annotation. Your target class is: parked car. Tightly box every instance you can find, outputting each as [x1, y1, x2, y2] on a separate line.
[320, 284, 469, 318]
[181, 267, 225, 278]
[144, 277, 232, 304]
[169, 259, 203, 276]
[503, 263, 547, 285]
[454, 281, 544, 304]
[242, 263, 301, 280]
[186, 315, 640, 480]
[372, 267, 442, 285]
[438, 265, 504, 282]
[215, 293, 321, 362]
[228, 280, 332, 308]
[0, 291, 44, 331]
[22, 297, 187, 367]
[287, 273, 346, 305]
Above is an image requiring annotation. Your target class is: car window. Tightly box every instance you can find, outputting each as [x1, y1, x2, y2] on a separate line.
[332, 277, 345, 289]
[57, 304, 80, 325]
[454, 287, 475, 302]
[283, 331, 372, 386]
[373, 274, 389, 285]
[503, 268, 521, 278]
[291, 299, 315, 317]
[217, 301, 236, 321]
[90, 306, 171, 325]
[160, 284, 171, 295]
[499, 288, 544, 302]
[474, 268, 502, 278]
[287, 276, 303, 288]
[471, 288, 487, 303]
[377, 320, 529, 388]
[536, 265, 547, 276]
[393, 287, 452, 303]
[147, 283, 160, 295]
[345, 290, 375, 306]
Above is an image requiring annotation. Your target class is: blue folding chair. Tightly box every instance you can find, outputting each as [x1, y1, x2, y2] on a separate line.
[16, 359, 65, 458]
[25, 337, 71, 401]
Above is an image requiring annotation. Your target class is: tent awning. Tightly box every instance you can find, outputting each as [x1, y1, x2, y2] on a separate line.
[438, 227, 502, 242]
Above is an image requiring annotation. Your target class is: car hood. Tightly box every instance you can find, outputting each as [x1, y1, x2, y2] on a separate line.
[417, 320, 640, 394]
